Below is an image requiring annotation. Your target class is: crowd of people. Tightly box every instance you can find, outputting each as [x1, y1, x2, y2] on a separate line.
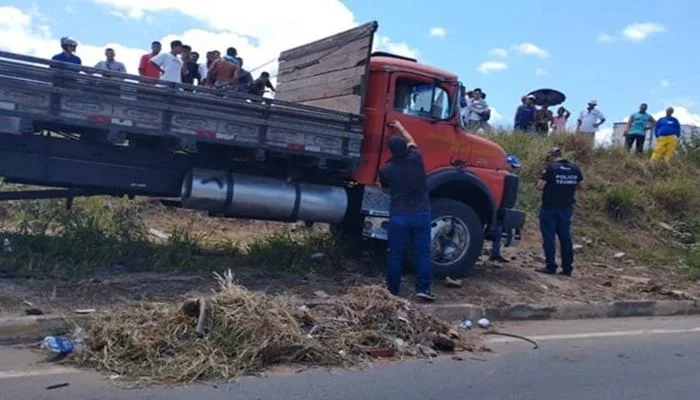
[51, 37, 276, 97]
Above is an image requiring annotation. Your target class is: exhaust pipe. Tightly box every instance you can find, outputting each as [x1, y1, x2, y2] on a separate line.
[181, 169, 349, 224]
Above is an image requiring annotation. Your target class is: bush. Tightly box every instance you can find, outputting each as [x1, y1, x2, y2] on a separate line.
[604, 187, 638, 221]
[646, 178, 699, 215]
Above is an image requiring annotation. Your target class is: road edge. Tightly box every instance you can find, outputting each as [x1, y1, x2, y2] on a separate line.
[423, 299, 700, 322]
[0, 315, 87, 346]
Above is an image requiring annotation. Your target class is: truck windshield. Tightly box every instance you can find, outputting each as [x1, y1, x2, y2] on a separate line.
[394, 79, 452, 120]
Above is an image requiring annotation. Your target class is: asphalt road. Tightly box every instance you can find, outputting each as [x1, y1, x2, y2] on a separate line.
[2, 316, 700, 400]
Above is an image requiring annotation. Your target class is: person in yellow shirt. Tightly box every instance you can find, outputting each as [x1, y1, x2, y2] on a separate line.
[651, 107, 681, 162]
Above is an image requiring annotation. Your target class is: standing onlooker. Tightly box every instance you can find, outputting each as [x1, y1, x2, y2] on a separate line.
[206, 50, 238, 91]
[150, 40, 184, 84]
[466, 88, 491, 133]
[576, 100, 606, 146]
[249, 72, 276, 96]
[651, 107, 681, 162]
[235, 57, 254, 93]
[180, 45, 201, 85]
[379, 120, 434, 301]
[52, 37, 81, 65]
[623, 103, 655, 154]
[514, 95, 536, 132]
[489, 154, 522, 263]
[459, 88, 473, 125]
[138, 41, 161, 80]
[223, 47, 240, 66]
[536, 148, 583, 277]
[191, 52, 208, 85]
[94, 48, 126, 76]
[551, 107, 571, 133]
[535, 102, 554, 135]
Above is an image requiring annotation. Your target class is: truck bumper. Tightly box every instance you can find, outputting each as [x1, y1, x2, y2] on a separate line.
[487, 208, 526, 246]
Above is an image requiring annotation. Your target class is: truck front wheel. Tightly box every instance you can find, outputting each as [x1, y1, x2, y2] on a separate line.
[429, 197, 484, 279]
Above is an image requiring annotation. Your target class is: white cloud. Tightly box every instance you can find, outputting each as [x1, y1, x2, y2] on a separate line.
[489, 107, 502, 122]
[659, 79, 670, 88]
[621, 22, 666, 41]
[487, 48, 508, 57]
[428, 27, 446, 38]
[535, 67, 548, 76]
[477, 61, 507, 74]
[1, 4, 418, 83]
[511, 42, 549, 58]
[597, 33, 614, 43]
[65, 5, 76, 13]
[653, 106, 700, 126]
[374, 36, 420, 59]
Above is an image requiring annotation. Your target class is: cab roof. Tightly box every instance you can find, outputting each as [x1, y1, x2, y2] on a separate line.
[369, 52, 458, 82]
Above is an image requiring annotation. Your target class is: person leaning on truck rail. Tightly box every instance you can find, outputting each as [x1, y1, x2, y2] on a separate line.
[138, 41, 161, 84]
[651, 107, 681, 162]
[52, 37, 81, 65]
[535, 148, 583, 277]
[378, 120, 435, 302]
[150, 40, 184, 85]
[94, 48, 126, 77]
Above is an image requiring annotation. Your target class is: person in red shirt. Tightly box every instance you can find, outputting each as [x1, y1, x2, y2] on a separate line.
[138, 41, 161, 82]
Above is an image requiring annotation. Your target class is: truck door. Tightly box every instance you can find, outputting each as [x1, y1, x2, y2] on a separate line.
[380, 73, 456, 173]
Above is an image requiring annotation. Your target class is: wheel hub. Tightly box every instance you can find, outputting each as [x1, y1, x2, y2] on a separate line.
[431, 216, 470, 266]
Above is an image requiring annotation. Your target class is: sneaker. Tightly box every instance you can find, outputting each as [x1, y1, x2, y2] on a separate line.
[416, 292, 436, 302]
[559, 270, 572, 277]
[489, 255, 509, 263]
[535, 268, 556, 275]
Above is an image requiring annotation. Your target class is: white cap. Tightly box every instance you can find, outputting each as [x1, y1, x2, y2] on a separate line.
[588, 99, 598, 105]
[526, 94, 536, 100]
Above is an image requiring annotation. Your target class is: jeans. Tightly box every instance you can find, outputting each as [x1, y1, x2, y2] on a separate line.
[539, 207, 574, 273]
[625, 134, 645, 153]
[490, 225, 503, 257]
[387, 210, 432, 295]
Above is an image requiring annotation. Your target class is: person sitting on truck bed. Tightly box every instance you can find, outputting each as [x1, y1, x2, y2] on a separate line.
[249, 72, 275, 97]
[52, 37, 81, 65]
[150, 40, 184, 85]
[379, 120, 435, 302]
[206, 48, 239, 91]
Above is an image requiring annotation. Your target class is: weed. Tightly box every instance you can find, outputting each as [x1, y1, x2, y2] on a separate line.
[604, 187, 638, 221]
[645, 178, 700, 215]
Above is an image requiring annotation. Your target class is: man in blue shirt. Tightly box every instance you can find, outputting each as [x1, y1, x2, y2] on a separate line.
[514, 95, 536, 133]
[623, 103, 655, 154]
[651, 107, 681, 162]
[51, 37, 81, 65]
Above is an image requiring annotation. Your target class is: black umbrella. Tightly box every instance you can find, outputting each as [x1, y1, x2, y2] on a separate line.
[527, 88, 566, 107]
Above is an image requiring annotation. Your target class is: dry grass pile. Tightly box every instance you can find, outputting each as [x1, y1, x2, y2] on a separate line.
[72, 271, 476, 384]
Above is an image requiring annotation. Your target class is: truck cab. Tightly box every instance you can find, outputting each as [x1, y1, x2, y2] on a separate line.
[341, 53, 524, 278]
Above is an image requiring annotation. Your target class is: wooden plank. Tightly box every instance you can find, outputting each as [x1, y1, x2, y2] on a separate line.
[300, 95, 362, 114]
[277, 46, 369, 84]
[277, 65, 366, 93]
[278, 21, 378, 62]
[276, 76, 360, 103]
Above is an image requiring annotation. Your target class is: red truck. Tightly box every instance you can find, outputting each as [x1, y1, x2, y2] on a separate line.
[0, 21, 524, 278]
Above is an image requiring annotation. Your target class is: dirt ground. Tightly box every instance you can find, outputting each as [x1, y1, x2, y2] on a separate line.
[1, 213, 698, 318]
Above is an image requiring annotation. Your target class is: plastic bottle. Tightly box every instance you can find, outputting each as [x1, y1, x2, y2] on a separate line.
[42, 328, 85, 354]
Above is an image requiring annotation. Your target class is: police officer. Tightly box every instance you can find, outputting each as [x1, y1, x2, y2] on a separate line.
[535, 148, 583, 277]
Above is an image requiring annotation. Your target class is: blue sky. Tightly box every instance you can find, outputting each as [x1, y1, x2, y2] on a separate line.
[2, 0, 699, 142]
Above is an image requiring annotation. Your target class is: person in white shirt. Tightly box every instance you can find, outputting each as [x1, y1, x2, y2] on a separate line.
[150, 40, 184, 84]
[576, 100, 606, 145]
[466, 88, 491, 133]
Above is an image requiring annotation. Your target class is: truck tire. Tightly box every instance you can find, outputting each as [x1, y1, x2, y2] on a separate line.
[428, 197, 484, 279]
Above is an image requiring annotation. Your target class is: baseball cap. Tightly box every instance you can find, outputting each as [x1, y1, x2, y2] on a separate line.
[506, 154, 521, 168]
[526, 94, 536, 100]
[546, 147, 562, 159]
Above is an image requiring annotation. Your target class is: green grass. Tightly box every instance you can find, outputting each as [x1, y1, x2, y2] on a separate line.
[488, 131, 700, 273]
